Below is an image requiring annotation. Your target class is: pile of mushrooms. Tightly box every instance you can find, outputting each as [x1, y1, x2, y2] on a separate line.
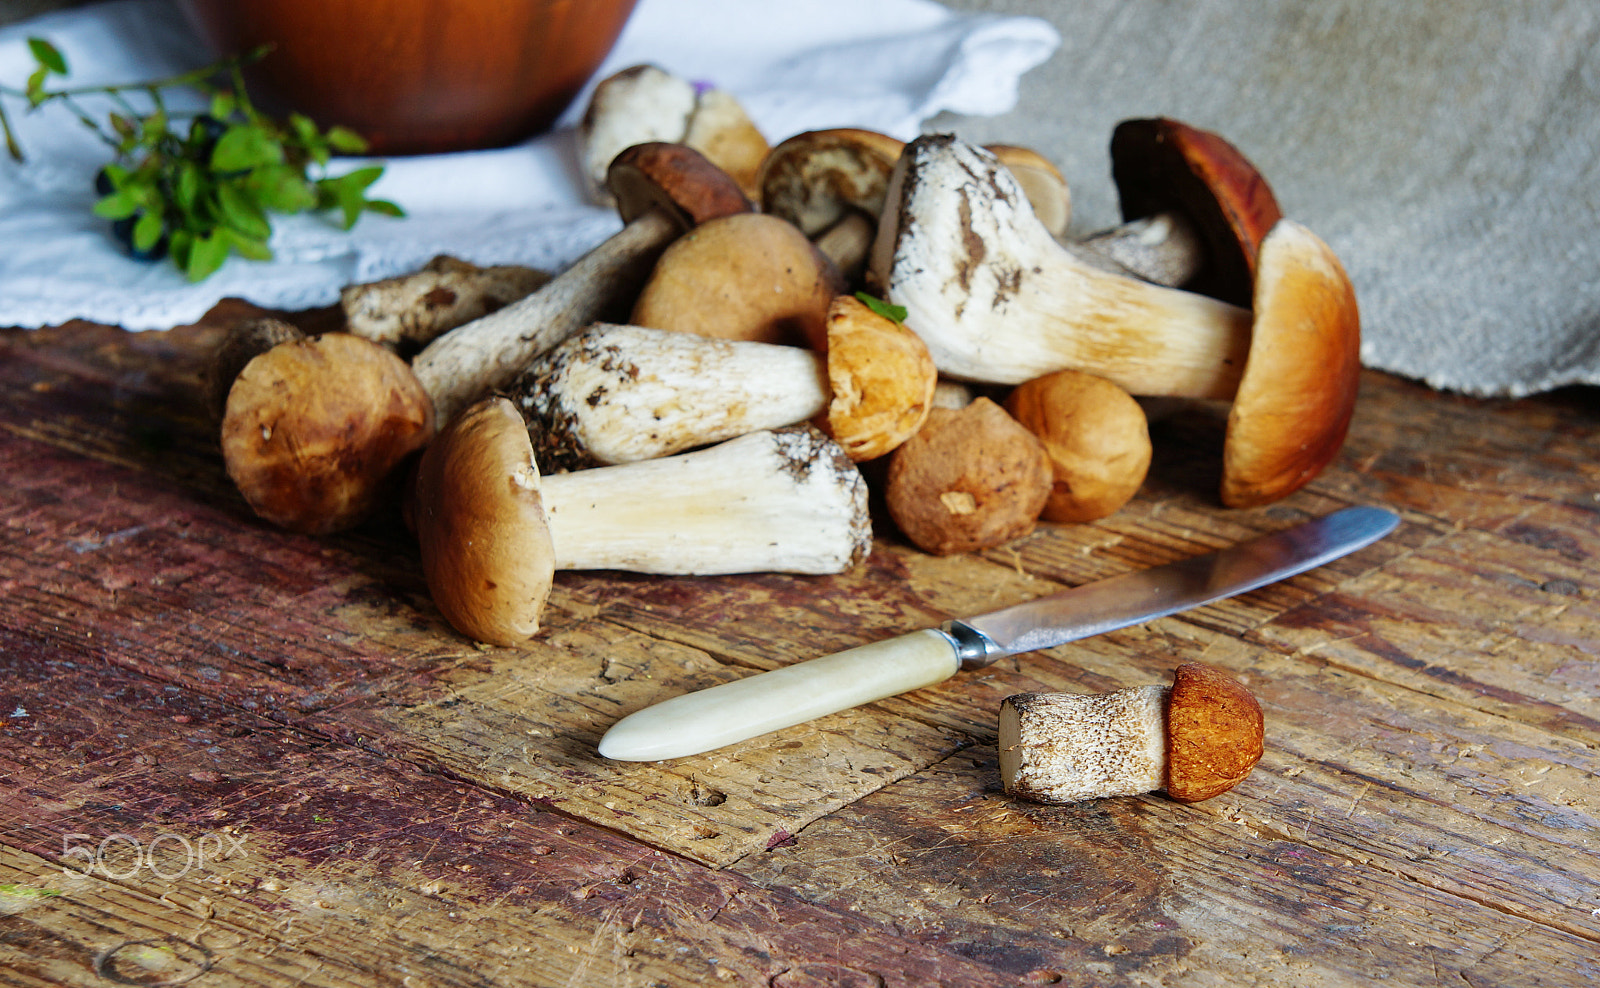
[206, 100, 1360, 656]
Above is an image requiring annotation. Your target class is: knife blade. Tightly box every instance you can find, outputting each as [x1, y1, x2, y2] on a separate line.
[598, 505, 1399, 761]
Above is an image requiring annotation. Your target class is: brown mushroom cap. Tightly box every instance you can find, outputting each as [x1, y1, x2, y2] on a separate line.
[606, 141, 754, 228]
[205, 316, 305, 423]
[411, 397, 554, 646]
[885, 397, 1052, 555]
[1109, 118, 1283, 307]
[822, 294, 937, 461]
[220, 333, 433, 534]
[629, 212, 845, 345]
[1164, 662, 1264, 802]
[1221, 219, 1361, 508]
[1004, 369, 1151, 523]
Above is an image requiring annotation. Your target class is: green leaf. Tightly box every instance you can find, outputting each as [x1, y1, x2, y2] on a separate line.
[220, 227, 273, 261]
[173, 160, 205, 216]
[855, 291, 908, 325]
[93, 189, 141, 220]
[216, 180, 271, 240]
[209, 91, 237, 121]
[27, 38, 67, 75]
[25, 65, 50, 104]
[185, 230, 229, 282]
[132, 210, 165, 252]
[364, 198, 405, 218]
[318, 165, 384, 228]
[246, 163, 317, 213]
[211, 123, 284, 173]
[324, 126, 368, 155]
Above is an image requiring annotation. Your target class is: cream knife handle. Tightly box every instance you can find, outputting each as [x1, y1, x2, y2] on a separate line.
[597, 629, 962, 761]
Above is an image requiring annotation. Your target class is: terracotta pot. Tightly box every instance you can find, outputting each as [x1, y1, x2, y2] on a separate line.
[178, 0, 640, 155]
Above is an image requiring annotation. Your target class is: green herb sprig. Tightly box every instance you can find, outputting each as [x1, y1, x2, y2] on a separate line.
[855, 290, 908, 324]
[0, 38, 403, 282]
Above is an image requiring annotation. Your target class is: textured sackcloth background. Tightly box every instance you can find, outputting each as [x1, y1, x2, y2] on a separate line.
[7, 0, 1599, 398]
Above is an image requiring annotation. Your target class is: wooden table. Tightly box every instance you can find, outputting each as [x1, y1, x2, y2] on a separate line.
[1, 301, 1596, 987]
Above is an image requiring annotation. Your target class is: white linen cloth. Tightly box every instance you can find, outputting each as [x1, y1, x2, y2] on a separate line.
[0, 0, 1059, 331]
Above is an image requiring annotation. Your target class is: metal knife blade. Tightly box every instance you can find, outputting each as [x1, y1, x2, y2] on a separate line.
[598, 506, 1399, 761]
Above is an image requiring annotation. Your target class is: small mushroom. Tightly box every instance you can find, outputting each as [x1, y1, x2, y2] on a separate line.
[999, 662, 1264, 804]
[580, 64, 770, 203]
[1074, 118, 1282, 306]
[510, 296, 935, 468]
[872, 135, 1360, 508]
[340, 255, 550, 353]
[204, 316, 305, 423]
[628, 211, 845, 346]
[884, 397, 1053, 556]
[413, 398, 872, 644]
[413, 141, 752, 428]
[221, 333, 434, 534]
[1004, 369, 1150, 524]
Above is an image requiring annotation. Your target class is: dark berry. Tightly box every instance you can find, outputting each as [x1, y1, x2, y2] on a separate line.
[93, 167, 114, 196]
[111, 213, 169, 262]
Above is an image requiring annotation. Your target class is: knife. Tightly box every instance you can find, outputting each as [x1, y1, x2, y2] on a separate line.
[598, 505, 1400, 761]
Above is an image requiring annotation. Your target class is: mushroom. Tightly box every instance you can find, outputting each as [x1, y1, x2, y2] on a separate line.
[340, 255, 550, 354]
[412, 141, 753, 428]
[1073, 118, 1282, 307]
[871, 134, 1360, 508]
[413, 398, 872, 645]
[1004, 369, 1150, 524]
[579, 64, 770, 203]
[628, 211, 845, 346]
[221, 333, 434, 534]
[759, 129, 1071, 286]
[999, 662, 1264, 804]
[203, 316, 305, 423]
[884, 397, 1053, 556]
[509, 294, 935, 469]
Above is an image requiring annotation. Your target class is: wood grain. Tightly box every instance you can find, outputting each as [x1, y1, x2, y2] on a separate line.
[2, 307, 1598, 985]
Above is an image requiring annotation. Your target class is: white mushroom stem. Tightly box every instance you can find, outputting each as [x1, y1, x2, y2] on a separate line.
[340, 255, 549, 351]
[998, 686, 1170, 803]
[512, 323, 829, 469]
[411, 207, 678, 428]
[540, 426, 871, 575]
[870, 135, 1252, 398]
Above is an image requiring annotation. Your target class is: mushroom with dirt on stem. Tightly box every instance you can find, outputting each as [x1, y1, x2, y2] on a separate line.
[219, 143, 750, 535]
[870, 134, 1360, 509]
[413, 397, 873, 646]
[510, 294, 935, 469]
[999, 662, 1264, 804]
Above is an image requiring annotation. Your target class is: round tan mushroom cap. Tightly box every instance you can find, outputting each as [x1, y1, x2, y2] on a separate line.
[221, 333, 433, 534]
[1222, 219, 1361, 508]
[759, 128, 907, 237]
[1165, 662, 1264, 802]
[1005, 369, 1150, 523]
[885, 397, 1052, 556]
[823, 294, 937, 461]
[630, 212, 845, 346]
[411, 397, 555, 647]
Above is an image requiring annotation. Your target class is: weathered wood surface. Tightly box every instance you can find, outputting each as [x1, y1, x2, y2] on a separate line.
[1, 301, 1597, 986]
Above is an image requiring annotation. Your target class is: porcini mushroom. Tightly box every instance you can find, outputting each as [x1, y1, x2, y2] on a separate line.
[221, 333, 434, 534]
[509, 295, 935, 469]
[628, 211, 845, 346]
[580, 64, 769, 203]
[1074, 118, 1281, 306]
[872, 135, 1360, 508]
[414, 398, 873, 644]
[340, 255, 550, 353]
[884, 397, 1053, 556]
[413, 142, 752, 427]
[1004, 369, 1150, 524]
[999, 662, 1264, 804]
